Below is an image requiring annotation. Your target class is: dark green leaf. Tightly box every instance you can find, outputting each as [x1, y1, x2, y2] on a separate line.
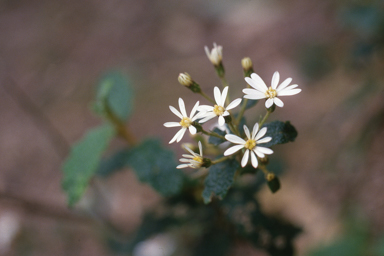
[126, 139, 185, 196]
[208, 128, 226, 145]
[94, 71, 134, 121]
[245, 99, 258, 109]
[96, 148, 130, 178]
[192, 227, 232, 256]
[202, 158, 240, 204]
[260, 121, 298, 148]
[62, 124, 115, 206]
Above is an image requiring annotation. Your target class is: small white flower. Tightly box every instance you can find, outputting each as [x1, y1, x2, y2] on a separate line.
[177, 141, 204, 169]
[243, 71, 301, 108]
[164, 98, 201, 144]
[204, 43, 223, 66]
[224, 123, 273, 168]
[198, 86, 242, 126]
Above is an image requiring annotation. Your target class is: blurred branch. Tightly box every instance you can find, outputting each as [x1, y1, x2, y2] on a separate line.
[2, 75, 70, 157]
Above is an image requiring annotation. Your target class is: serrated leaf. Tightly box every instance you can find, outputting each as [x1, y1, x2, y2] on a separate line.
[94, 71, 134, 121]
[62, 124, 116, 206]
[126, 139, 184, 196]
[208, 128, 226, 145]
[96, 148, 130, 178]
[260, 121, 298, 148]
[202, 158, 240, 204]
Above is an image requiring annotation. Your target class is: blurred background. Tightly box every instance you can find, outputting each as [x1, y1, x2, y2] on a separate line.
[0, 0, 384, 255]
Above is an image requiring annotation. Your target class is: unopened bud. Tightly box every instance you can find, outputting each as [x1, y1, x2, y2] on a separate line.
[178, 73, 193, 87]
[241, 57, 253, 70]
[204, 43, 223, 66]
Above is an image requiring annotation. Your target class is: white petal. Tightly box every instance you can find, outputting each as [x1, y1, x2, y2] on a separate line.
[164, 122, 181, 127]
[169, 106, 183, 119]
[182, 154, 194, 159]
[254, 149, 265, 158]
[249, 73, 268, 91]
[177, 164, 189, 169]
[225, 134, 246, 144]
[241, 150, 249, 167]
[256, 146, 274, 155]
[226, 98, 242, 110]
[243, 125, 251, 139]
[176, 128, 187, 143]
[244, 94, 267, 100]
[199, 112, 216, 123]
[218, 115, 225, 126]
[251, 123, 259, 139]
[192, 111, 206, 121]
[198, 141, 203, 156]
[265, 98, 274, 108]
[279, 84, 298, 92]
[243, 89, 266, 99]
[277, 88, 302, 96]
[214, 87, 221, 105]
[189, 125, 197, 135]
[250, 151, 258, 168]
[197, 105, 214, 111]
[273, 97, 284, 107]
[190, 101, 200, 118]
[256, 136, 271, 144]
[224, 144, 244, 156]
[271, 71, 280, 89]
[179, 158, 192, 162]
[178, 98, 187, 117]
[169, 128, 184, 144]
[276, 78, 292, 91]
[220, 86, 229, 106]
[223, 111, 230, 116]
[255, 127, 267, 140]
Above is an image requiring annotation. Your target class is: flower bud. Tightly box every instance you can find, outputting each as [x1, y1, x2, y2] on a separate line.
[241, 57, 253, 70]
[178, 73, 193, 87]
[204, 43, 223, 66]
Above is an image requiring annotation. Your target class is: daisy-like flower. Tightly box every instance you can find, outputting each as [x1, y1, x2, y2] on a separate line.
[243, 71, 301, 108]
[204, 43, 223, 66]
[198, 86, 242, 126]
[177, 141, 204, 169]
[224, 123, 273, 168]
[164, 98, 201, 144]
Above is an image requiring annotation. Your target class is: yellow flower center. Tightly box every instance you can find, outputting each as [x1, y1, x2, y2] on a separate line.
[213, 105, 225, 116]
[265, 87, 277, 99]
[244, 139, 256, 150]
[180, 117, 192, 128]
[193, 156, 203, 163]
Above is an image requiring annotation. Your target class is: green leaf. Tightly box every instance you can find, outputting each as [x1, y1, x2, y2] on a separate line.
[245, 99, 258, 109]
[62, 124, 116, 206]
[96, 148, 130, 178]
[202, 158, 240, 204]
[94, 71, 134, 121]
[126, 139, 184, 196]
[208, 128, 226, 145]
[260, 121, 298, 148]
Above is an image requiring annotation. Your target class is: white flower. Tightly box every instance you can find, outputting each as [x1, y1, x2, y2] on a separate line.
[177, 141, 204, 169]
[204, 43, 223, 65]
[164, 98, 201, 144]
[243, 71, 301, 108]
[198, 86, 242, 126]
[224, 123, 273, 168]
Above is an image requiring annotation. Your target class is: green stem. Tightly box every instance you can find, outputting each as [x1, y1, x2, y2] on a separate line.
[227, 120, 240, 136]
[201, 129, 225, 140]
[259, 109, 272, 127]
[211, 156, 229, 165]
[236, 98, 248, 124]
[199, 91, 215, 104]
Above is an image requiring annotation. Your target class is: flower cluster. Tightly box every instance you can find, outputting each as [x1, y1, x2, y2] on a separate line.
[164, 43, 301, 170]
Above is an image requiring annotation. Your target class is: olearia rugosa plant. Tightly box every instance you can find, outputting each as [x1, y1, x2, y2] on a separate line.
[62, 43, 302, 256]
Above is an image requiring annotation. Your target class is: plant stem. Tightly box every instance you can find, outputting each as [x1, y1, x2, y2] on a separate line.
[105, 104, 137, 146]
[212, 156, 229, 165]
[236, 98, 248, 124]
[199, 91, 215, 104]
[201, 129, 225, 140]
[259, 109, 272, 127]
